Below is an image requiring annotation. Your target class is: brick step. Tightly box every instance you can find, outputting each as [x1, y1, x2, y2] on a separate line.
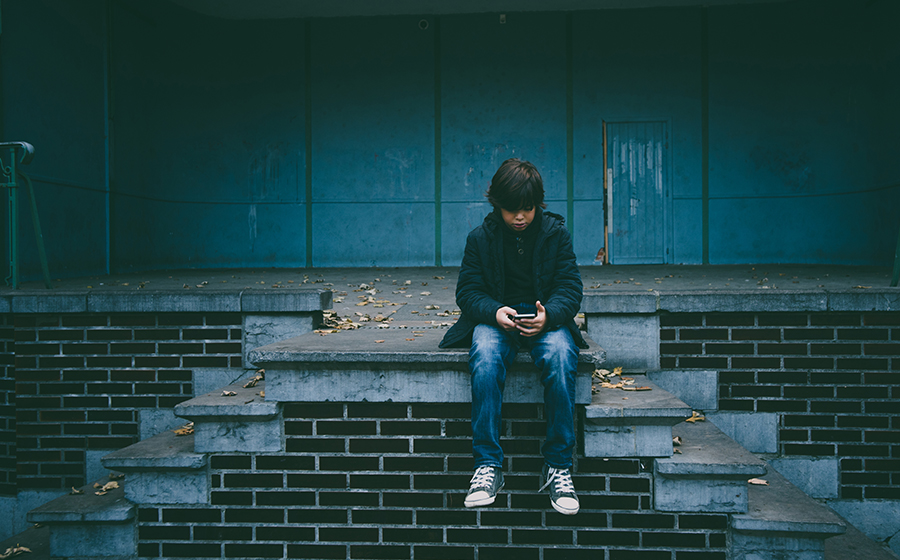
[248, 328, 606, 404]
[654, 420, 767, 513]
[27, 476, 136, 560]
[584, 374, 694, 457]
[732, 468, 846, 560]
[101, 429, 208, 505]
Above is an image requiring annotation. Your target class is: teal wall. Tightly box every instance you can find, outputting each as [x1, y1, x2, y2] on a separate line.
[2, 0, 898, 278]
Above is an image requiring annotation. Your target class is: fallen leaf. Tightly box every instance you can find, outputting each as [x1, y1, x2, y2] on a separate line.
[222, 390, 237, 397]
[0, 545, 32, 559]
[259, 390, 265, 398]
[420, 291, 431, 296]
[673, 436, 683, 446]
[109, 472, 125, 480]
[174, 422, 194, 436]
[853, 285, 871, 289]
[406, 338, 415, 341]
[622, 386, 651, 391]
[375, 340, 385, 343]
[685, 411, 706, 423]
[747, 478, 768, 486]
[673, 448, 682, 454]
[69, 487, 84, 495]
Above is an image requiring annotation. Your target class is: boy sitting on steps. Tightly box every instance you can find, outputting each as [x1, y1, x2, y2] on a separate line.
[439, 158, 588, 515]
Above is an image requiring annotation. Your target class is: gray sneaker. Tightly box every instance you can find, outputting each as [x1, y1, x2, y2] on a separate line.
[464, 466, 504, 508]
[540, 464, 579, 515]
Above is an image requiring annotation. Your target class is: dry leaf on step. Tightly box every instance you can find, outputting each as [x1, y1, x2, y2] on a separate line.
[685, 411, 705, 423]
[748, 478, 768, 486]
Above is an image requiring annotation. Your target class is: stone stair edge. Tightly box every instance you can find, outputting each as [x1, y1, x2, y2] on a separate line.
[248, 329, 606, 366]
[655, 420, 768, 478]
[102, 429, 205, 471]
[585, 374, 693, 422]
[27, 477, 134, 524]
[733, 467, 847, 537]
[175, 379, 274, 419]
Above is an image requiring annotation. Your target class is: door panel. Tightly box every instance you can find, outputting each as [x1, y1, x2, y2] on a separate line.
[607, 121, 669, 264]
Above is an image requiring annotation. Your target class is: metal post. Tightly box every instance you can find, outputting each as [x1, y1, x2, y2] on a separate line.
[4, 146, 19, 289]
[1, 141, 45, 289]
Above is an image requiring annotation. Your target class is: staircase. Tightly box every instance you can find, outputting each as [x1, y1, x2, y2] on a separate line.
[23, 324, 855, 560]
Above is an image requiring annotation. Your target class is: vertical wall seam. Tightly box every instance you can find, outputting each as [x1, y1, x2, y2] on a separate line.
[104, 0, 113, 275]
[305, 20, 313, 268]
[565, 13, 574, 235]
[434, 16, 442, 267]
[701, 7, 710, 265]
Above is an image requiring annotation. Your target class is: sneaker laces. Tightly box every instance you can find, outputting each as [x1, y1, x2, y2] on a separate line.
[469, 466, 497, 489]
[540, 467, 575, 494]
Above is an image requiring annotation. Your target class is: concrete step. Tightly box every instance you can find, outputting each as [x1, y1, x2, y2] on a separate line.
[101, 429, 208, 505]
[732, 468, 846, 560]
[173, 378, 280, 453]
[248, 328, 605, 404]
[26, 477, 136, 560]
[583, 374, 693, 457]
[654, 420, 767, 513]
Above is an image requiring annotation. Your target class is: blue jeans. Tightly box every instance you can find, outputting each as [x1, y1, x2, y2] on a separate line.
[469, 311, 578, 470]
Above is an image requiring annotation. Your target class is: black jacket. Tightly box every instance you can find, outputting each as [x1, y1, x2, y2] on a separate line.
[439, 209, 587, 349]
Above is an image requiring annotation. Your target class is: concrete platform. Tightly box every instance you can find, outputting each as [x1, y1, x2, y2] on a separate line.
[584, 374, 693, 457]
[2, 264, 897, 313]
[654, 420, 768, 513]
[251, 328, 604, 404]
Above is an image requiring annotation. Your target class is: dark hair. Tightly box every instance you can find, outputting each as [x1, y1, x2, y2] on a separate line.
[485, 158, 546, 211]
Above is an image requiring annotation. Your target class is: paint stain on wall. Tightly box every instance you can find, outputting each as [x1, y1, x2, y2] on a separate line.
[750, 146, 815, 191]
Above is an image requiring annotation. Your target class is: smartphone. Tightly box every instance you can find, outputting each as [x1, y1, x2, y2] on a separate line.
[513, 313, 536, 320]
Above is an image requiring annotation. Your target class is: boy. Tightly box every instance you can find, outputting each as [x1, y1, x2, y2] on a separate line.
[439, 158, 587, 515]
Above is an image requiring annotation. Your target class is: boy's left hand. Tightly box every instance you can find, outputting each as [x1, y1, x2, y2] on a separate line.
[515, 301, 547, 337]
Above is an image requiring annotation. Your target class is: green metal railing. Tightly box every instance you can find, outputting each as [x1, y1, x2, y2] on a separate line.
[2, 141, 51, 289]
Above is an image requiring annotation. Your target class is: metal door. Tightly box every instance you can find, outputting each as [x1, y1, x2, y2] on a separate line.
[606, 121, 670, 264]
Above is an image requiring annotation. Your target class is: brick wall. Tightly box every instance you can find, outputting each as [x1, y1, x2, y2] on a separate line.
[136, 403, 728, 560]
[0, 314, 14, 496]
[659, 311, 900, 501]
[14, 313, 243, 490]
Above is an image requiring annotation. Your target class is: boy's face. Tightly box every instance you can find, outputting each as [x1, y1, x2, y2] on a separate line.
[500, 206, 536, 233]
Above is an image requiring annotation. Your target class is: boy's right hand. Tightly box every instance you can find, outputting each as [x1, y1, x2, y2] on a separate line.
[495, 306, 519, 331]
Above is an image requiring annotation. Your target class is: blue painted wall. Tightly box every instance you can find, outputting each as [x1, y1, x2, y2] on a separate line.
[1, 0, 108, 278]
[2, 0, 898, 278]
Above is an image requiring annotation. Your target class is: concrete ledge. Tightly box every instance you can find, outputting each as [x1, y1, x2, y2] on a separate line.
[175, 381, 281, 453]
[252, 329, 604, 404]
[102, 429, 206, 470]
[12, 293, 88, 313]
[241, 290, 332, 312]
[27, 478, 134, 524]
[654, 420, 767, 513]
[584, 376, 693, 458]
[4, 287, 330, 314]
[102, 431, 208, 504]
[731, 469, 845, 560]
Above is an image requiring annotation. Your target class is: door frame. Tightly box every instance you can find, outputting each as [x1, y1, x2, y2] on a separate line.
[602, 116, 674, 265]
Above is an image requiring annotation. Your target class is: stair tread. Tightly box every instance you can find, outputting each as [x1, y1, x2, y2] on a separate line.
[27, 477, 134, 523]
[733, 468, 846, 536]
[248, 328, 606, 365]
[102, 428, 206, 470]
[175, 380, 275, 419]
[585, 375, 693, 422]
[655, 420, 767, 477]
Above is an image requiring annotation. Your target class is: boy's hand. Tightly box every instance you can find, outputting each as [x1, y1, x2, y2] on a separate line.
[496, 306, 519, 331]
[515, 301, 547, 337]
